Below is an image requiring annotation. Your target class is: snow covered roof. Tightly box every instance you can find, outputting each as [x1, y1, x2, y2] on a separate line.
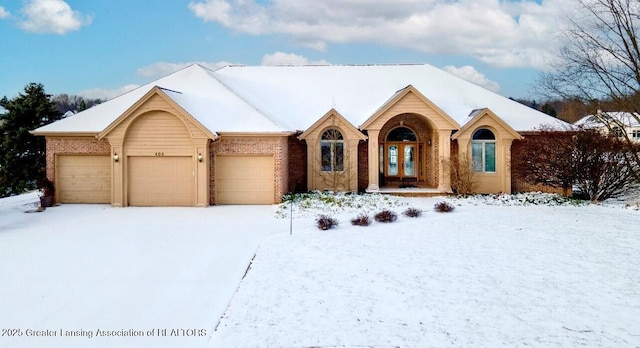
[33, 64, 568, 135]
[574, 112, 640, 128]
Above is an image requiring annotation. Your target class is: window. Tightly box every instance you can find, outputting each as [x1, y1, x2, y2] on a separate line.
[387, 127, 417, 141]
[321, 129, 344, 172]
[471, 129, 496, 172]
[632, 130, 640, 139]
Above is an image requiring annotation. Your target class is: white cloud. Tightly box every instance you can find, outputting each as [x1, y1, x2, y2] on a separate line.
[443, 65, 500, 93]
[189, 0, 565, 69]
[18, 0, 92, 34]
[77, 84, 140, 101]
[0, 6, 10, 19]
[136, 61, 232, 78]
[261, 52, 329, 66]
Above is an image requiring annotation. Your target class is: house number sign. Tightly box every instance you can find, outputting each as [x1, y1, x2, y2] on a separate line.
[154, 152, 165, 157]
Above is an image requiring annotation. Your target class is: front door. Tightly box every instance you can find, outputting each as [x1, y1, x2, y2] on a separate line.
[387, 143, 417, 178]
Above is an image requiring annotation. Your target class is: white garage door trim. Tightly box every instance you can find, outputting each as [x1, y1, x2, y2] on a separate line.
[216, 155, 275, 205]
[57, 155, 111, 204]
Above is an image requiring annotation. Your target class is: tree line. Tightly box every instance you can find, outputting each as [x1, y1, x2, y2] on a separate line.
[0, 84, 102, 197]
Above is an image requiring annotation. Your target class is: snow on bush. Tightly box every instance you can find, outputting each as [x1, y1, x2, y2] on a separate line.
[316, 215, 338, 230]
[276, 191, 407, 218]
[374, 209, 398, 223]
[455, 192, 587, 207]
[350, 213, 371, 226]
[403, 207, 422, 217]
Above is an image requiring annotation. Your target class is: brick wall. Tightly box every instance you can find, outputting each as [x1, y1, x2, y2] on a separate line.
[209, 136, 289, 204]
[45, 137, 111, 182]
[287, 134, 307, 193]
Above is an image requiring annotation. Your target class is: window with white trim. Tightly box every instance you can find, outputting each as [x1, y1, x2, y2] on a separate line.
[321, 129, 344, 172]
[471, 128, 496, 172]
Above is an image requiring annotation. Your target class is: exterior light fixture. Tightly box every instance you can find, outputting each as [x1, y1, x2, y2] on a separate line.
[197, 153, 203, 162]
[113, 153, 119, 162]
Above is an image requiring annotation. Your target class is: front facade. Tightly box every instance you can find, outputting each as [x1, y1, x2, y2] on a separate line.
[33, 64, 568, 206]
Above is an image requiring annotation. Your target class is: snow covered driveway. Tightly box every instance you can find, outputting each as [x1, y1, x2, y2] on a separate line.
[0, 194, 285, 348]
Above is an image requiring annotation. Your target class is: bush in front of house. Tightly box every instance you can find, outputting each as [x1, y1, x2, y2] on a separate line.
[434, 201, 455, 213]
[374, 209, 397, 223]
[316, 215, 339, 230]
[403, 207, 422, 217]
[350, 213, 371, 226]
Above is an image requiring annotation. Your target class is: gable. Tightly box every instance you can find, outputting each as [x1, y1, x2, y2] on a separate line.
[99, 87, 216, 141]
[360, 86, 460, 131]
[452, 108, 522, 141]
[299, 109, 367, 142]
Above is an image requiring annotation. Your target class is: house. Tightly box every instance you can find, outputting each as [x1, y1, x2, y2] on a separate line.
[574, 111, 640, 142]
[0, 105, 6, 127]
[32, 64, 569, 207]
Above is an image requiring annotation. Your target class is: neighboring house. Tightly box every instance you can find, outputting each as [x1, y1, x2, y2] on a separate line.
[0, 105, 6, 127]
[574, 111, 640, 142]
[32, 64, 569, 207]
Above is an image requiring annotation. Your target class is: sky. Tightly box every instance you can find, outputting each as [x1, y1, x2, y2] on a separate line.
[0, 0, 571, 101]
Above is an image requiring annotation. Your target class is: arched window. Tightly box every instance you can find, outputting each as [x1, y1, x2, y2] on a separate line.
[387, 127, 417, 141]
[321, 129, 344, 172]
[471, 128, 496, 172]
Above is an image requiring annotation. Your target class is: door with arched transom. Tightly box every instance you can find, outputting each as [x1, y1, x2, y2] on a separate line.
[383, 127, 420, 181]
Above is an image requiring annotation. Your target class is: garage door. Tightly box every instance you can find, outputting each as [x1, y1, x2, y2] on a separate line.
[128, 156, 193, 206]
[216, 155, 274, 204]
[57, 155, 111, 203]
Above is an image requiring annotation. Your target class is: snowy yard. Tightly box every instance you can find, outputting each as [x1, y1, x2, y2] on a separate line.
[1, 192, 640, 347]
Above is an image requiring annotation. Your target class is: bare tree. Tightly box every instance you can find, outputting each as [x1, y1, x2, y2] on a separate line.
[573, 129, 639, 201]
[512, 127, 639, 201]
[539, 0, 640, 181]
[445, 153, 477, 196]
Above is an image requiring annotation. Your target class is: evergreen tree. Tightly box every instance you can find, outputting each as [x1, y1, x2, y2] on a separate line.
[0, 83, 62, 197]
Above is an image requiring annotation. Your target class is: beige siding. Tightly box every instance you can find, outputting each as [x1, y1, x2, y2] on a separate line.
[367, 92, 455, 130]
[107, 94, 209, 140]
[128, 156, 194, 206]
[215, 155, 275, 204]
[303, 113, 363, 192]
[125, 111, 193, 156]
[57, 155, 111, 203]
[454, 113, 519, 194]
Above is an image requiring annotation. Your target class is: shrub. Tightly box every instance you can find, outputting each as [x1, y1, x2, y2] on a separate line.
[374, 209, 397, 223]
[316, 215, 339, 230]
[403, 207, 422, 217]
[350, 213, 371, 226]
[434, 201, 455, 213]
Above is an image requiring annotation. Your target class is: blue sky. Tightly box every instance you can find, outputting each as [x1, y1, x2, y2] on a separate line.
[0, 0, 566, 101]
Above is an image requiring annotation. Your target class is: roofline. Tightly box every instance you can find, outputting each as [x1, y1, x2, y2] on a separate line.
[30, 131, 100, 137]
[216, 131, 294, 137]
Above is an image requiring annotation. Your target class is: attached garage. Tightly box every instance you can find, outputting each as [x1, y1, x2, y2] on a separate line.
[128, 156, 194, 206]
[56, 155, 111, 203]
[215, 155, 275, 204]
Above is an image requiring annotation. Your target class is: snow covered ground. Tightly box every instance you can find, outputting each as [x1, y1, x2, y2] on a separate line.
[1, 191, 639, 347]
[0, 192, 286, 348]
